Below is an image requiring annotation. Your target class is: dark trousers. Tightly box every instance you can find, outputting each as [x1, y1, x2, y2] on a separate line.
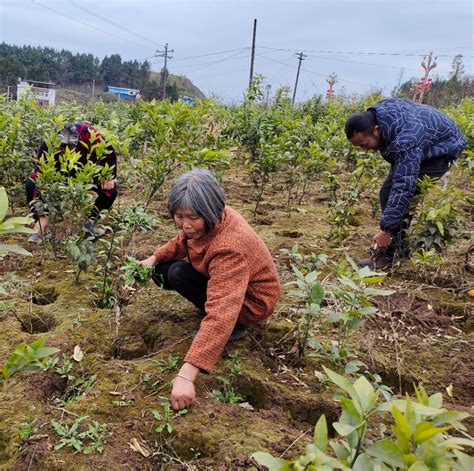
[380, 156, 451, 255]
[152, 260, 208, 311]
[26, 179, 118, 221]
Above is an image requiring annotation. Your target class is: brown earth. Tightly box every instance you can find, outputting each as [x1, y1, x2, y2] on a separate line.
[0, 171, 473, 469]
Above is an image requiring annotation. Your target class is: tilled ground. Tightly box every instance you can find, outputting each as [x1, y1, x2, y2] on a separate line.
[0, 174, 472, 470]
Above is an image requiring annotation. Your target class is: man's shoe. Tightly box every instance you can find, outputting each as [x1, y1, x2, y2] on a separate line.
[82, 221, 105, 237]
[228, 323, 248, 342]
[358, 247, 393, 270]
[28, 231, 51, 244]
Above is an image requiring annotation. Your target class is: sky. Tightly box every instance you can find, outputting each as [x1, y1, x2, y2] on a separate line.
[0, 0, 472, 102]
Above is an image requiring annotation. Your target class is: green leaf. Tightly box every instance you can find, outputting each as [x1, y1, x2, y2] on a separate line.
[444, 436, 474, 450]
[367, 439, 405, 467]
[251, 452, 288, 471]
[427, 392, 443, 409]
[353, 376, 376, 412]
[330, 441, 350, 461]
[333, 422, 356, 436]
[413, 423, 451, 444]
[391, 406, 411, 440]
[323, 366, 360, 405]
[453, 450, 474, 470]
[313, 414, 328, 452]
[361, 275, 386, 284]
[338, 275, 358, 291]
[352, 452, 374, 471]
[0, 187, 7, 222]
[391, 406, 411, 454]
[35, 347, 60, 359]
[309, 281, 324, 305]
[435, 220, 444, 236]
[0, 245, 32, 256]
[376, 400, 442, 417]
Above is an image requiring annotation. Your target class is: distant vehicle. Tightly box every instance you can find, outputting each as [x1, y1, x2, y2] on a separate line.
[106, 86, 141, 100]
[17, 79, 56, 106]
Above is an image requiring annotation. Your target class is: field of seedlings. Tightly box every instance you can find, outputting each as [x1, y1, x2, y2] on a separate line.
[0, 84, 473, 470]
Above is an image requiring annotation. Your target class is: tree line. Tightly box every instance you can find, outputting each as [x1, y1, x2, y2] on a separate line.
[0, 43, 179, 101]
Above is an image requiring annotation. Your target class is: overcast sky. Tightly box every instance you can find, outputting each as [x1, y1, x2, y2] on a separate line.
[1, 0, 472, 102]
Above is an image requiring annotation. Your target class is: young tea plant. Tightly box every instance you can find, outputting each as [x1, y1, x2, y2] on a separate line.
[120, 256, 153, 287]
[0, 187, 34, 294]
[252, 368, 474, 470]
[287, 258, 326, 358]
[1, 338, 59, 384]
[410, 176, 463, 253]
[324, 257, 395, 365]
[211, 352, 246, 404]
[152, 401, 188, 434]
[65, 235, 96, 284]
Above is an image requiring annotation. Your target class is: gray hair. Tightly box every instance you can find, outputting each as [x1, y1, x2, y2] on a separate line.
[168, 169, 226, 231]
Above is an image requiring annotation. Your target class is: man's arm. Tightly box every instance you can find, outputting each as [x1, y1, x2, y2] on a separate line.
[379, 148, 422, 234]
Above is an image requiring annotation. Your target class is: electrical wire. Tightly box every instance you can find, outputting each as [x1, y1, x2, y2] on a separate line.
[303, 53, 421, 72]
[257, 45, 473, 58]
[67, 0, 165, 48]
[170, 49, 251, 71]
[173, 47, 250, 62]
[31, 0, 154, 50]
[256, 53, 373, 88]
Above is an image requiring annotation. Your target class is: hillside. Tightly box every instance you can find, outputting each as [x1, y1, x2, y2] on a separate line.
[149, 71, 206, 99]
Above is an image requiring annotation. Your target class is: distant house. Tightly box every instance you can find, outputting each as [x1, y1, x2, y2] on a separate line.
[106, 86, 140, 100]
[17, 79, 56, 106]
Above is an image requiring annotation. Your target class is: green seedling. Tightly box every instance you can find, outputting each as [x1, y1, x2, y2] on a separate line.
[152, 401, 188, 434]
[51, 416, 107, 454]
[211, 352, 246, 404]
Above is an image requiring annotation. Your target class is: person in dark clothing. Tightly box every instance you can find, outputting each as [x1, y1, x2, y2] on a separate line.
[345, 98, 466, 268]
[26, 123, 118, 242]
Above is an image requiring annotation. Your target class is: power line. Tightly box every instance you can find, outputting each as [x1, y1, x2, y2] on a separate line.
[170, 49, 251, 71]
[303, 53, 421, 72]
[257, 45, 473, 58]
[256, 53, 373, 88]
[67, 0, 165, 48]
[31, 0, 154, 50]
[172, 47, 250, 62]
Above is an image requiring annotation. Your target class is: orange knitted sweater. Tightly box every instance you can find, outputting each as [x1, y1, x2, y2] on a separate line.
[153, 206, 280, 372]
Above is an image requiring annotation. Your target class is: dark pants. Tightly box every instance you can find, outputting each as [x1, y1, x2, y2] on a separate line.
[152, 260, 208, 311]
[26, 179, 118, 221]
[380, 156, 451, 256]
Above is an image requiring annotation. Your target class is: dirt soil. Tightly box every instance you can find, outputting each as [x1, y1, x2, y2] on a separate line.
[0, 174, 473, 470]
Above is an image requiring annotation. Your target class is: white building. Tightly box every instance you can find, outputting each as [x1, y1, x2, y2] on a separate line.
[17, 79, 56, 106]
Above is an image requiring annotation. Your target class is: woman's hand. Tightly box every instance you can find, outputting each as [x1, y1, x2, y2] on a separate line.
[139, 255, 157, 267]
[171, 362, 200, 410]
[100, 180, 115, 190]
[171, 376, 196, 411]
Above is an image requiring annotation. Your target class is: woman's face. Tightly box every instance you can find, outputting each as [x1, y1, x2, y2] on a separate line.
[174, 207, 207, 240]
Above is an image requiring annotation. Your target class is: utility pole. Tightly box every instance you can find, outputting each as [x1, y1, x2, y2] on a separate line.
[413, 52, 437, 103]
[292, 51, 306, 106]
[248, 19, 257, 90]
[156, 43, 174, 100]
[92, 78, 95, 98]
[394, 67, 404, 97]
[326, 73, 337, 100]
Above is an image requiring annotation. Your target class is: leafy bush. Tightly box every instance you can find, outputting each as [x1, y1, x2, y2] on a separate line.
[253, 367, 474, 470]
[1, 338, 59, 382]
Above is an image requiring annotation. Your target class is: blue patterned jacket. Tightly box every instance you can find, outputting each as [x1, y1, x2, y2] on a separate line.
[369, 98, 466, 232]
